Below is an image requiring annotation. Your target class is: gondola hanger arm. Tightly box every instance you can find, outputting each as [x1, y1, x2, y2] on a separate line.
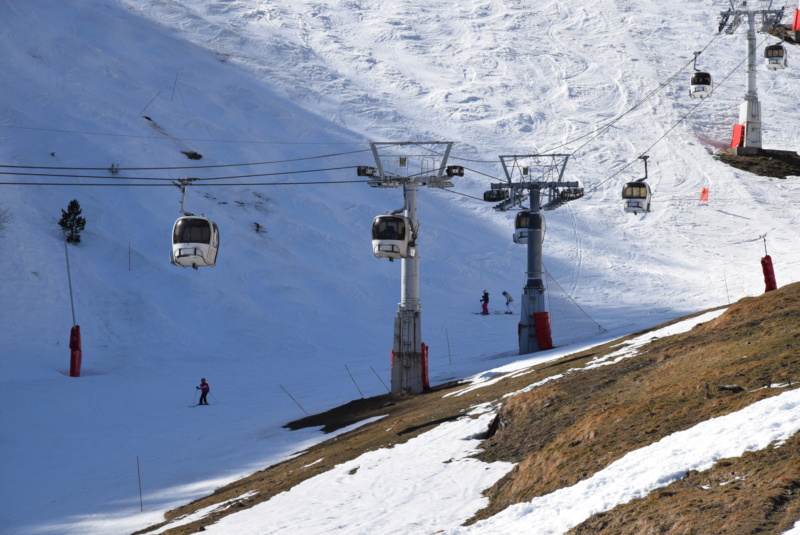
[635, 155, 649, 183]
[173, 177, 199, 216]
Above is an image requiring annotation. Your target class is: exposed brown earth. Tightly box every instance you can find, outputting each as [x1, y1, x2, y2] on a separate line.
[717, 151, 800, 179]
[135, 282, 800, 535]
[569, 436, 800, 534]
[470, 282, 800, 533]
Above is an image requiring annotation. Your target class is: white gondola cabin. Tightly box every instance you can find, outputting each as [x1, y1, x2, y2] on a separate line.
[764, 44, 787, 70]
[170, 216, 219, 269]
[513, 211, 545, 245]
[513, 211, 529, 244]
[622, 182, 651, 214]
[371, 215, 415, 260]
[689, 71, 712, 99]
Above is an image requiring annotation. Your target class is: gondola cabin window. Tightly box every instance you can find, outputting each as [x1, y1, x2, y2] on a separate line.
[765, 46, 785, 58]
[623, 183, 648, 199]
[174, 218, 212, 244]
[515, 211, 529, 230]
[372, 217, 406, 241]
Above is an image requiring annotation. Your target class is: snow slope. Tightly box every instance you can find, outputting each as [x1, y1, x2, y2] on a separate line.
[0, 0, 798, 533]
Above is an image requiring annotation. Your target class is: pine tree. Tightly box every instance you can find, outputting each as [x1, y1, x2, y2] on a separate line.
[58, 199, 86, 244]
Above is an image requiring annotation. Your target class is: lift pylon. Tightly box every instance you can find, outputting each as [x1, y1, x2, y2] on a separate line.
[359, 142, 462, 394]
[486, 154, 582, 355]
[719, 1, 786, 152]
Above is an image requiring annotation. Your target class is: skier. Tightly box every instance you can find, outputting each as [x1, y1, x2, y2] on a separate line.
[196, 378, 210, 405]
[480, 290, 490, 315]
[502, 291, 514, 314]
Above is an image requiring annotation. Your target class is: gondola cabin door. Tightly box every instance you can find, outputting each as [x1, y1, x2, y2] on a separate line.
[171, 216, 219, 269]
[371, 215, 414, 260]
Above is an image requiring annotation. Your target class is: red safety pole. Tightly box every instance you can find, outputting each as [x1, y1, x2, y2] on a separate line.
[533, 312, 554, 350]
[69, 325, 82, 377]
[760, 236, 778, 293]
[421, 343, 430, 391]
[389, 349, 395, 392]
[730, 124, 745, 148]
[761, 255, 778, 293]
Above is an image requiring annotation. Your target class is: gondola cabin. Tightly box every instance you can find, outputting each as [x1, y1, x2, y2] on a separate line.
[622, 182, 651, 215]
[513, 211, 545, 245]
[513, 211, 529, 244]
[171, 216, 219, 269]
[764, 44, 787, 70]
[689, 71, 712, 99]
[371, 215, 415, 260]
[483, 189, 509, 202]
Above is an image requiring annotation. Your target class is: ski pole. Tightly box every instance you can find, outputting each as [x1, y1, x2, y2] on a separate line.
[192, 389, 198, 406]
[209, 392, 219, 404]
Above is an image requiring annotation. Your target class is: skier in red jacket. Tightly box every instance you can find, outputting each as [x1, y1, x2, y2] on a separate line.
[196, 378, 210, 405]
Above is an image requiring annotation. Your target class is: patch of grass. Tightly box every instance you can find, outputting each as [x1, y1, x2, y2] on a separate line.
[469, 284, 800, 532]
[569, 438, 800, 534]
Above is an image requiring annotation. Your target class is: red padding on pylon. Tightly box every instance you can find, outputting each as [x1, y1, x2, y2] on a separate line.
[793, 9, 800, 31]
[533, 312, 553, 350]
[731, 124, 745, 148]
[69, 325, 82, 377]
[700, 187, 709, 202]
[761, 255, 777, 293]
[421, 343, 430, 391]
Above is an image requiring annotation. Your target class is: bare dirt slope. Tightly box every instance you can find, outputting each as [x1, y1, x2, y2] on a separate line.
[136, 282, 800, 535]
[473, 282, 800, 533]
[718, 149, 800, 179]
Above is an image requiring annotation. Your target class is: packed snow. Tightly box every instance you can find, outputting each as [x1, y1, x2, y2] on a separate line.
[0, 0, 798, 534]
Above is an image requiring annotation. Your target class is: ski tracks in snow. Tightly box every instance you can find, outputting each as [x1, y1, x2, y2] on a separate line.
[121, 0, 798, 323]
